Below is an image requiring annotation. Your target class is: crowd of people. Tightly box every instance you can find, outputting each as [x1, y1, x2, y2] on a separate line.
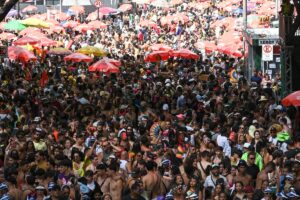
[0, 0, 299, 200]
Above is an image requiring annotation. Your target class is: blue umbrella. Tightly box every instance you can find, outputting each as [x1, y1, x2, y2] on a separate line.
[233, 8, 243, 15]
[7, 9, 18, 17]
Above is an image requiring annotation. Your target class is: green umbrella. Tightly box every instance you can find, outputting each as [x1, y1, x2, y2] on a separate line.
[4, 20, 27, 31]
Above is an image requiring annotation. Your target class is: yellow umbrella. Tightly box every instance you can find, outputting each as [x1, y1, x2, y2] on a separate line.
[77, 46, 107, 57]
[21, 18, 49, 28]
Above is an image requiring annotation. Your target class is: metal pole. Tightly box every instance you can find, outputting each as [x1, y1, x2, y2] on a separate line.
[243, 0, 247, 29]
[60, 0, 62, 12]
[97, 7, 100, 20]
[275, 0, 279, 19]
[17, 1, 20, 19]
[34, 0, 37, 6]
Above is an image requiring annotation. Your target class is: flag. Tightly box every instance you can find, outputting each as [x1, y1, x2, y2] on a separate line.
[40, 70, 48, 87]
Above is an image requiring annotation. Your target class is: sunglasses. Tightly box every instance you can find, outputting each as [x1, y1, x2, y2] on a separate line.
[249, 157, 255, 160]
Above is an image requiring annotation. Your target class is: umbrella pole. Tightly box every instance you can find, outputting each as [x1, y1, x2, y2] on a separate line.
[17, 1, 20, 19]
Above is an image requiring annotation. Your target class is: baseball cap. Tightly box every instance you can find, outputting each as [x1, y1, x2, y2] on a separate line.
[0, 183, 8, 190]
[211, 164, 219, 169]
[252, 119, 258, 124]
[237, 160, 248, 168]
[48, 182, 60, 191]
[162, 104, 169, 111]
[243, 143, 251, 148]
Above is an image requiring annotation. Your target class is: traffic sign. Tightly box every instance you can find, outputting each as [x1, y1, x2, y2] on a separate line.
[94, 0, 102, 8]
[262, 44, 273, 61]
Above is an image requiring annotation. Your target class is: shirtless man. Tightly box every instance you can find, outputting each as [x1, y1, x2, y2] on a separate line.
[256, 162, 276, 189]
[95, 163, 110, 196]
[142, 160, 166, 200]
[106, 161, 124, 200]
[197, 150, 211, 180]
[234, 160, 252, 192]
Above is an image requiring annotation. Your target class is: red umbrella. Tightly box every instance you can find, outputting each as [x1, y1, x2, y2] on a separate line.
[150, 44, 172, 51]
[74, 24, 95, 32]
[171, 49, 199, 60]
[63, 21, 79, 28]
[232, 50, 243, 58]
[118, 4, 133, 12]
[8, 46, 37, 63]
[64, 53, 93, 63]
[46, 26, 65, 34]
[55, 13, 70, 21]
[88, 21, 107, 29]
[22, 5, 38, 12]
[281, 91, 300, 106]
[89, 58, 120, 73]
[13, 36, 40, 46]
[145, 51, 170, 62]
[99, 7, 118, 15]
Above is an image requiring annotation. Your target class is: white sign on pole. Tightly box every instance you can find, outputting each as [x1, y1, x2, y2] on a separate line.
[262, 44, 273, 61]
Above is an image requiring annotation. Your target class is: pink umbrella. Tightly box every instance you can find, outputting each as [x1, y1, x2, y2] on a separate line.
[0, 32, 16, 40]
[46, 19, 60, 26]
[22, 5, 38, 12]
[63, 21, 79, 28]
[69, 5, 85, 14]
[39, 38, 57, 47]
[150, 44, 172, 51]
[46, 26, 65, 34]
[118, 4, 133, 12]
[99, 7, 118, 15]
[74, 24, 95, 32]
[64, 53, 93, 63]
[139, 20, 157, 28]
[19, 27, 41, 35]
[88, 21, 107, 29]
[171, 49, 199, 60]
[55, 13, 70, 21]
[14, 36, 40, 46]
[86, 11, 103, 21]
[170, 0, 183, 5]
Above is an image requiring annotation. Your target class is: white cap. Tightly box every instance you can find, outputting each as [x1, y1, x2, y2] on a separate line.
[162, 104, 169, 111]
[275, 105, 283, 110]
[243, 143, 251, 148]
[165, 83, 171, 87]
[242, 117, 247, 121]
[165, 79, 171, 84]
[252, 119, 258, 124]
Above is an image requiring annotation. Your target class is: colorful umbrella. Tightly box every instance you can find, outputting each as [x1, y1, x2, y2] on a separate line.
[46, 19, 60, 26]
[0, 32, 16, 40]
[4, 20, 27, 31]
[22, 5, 38, 13]
[118, 4, 133, 12]
[145, 51, 170, 62]
[55, 13, 70, 21]
[64, 53, 93, 63]
[8, 46, 37, 63]
[13, 36, 40, 46]
[39, 38, 57, 47]
[88, 58, 121, 73]
[47, 47, 72, 55]
[46, 26, 65, 34]
[21, 18, 49, 28]
[281, 91, 300, 106]
[99, 7, 118, 15]
[171, 49, 199, 60]
[69, 5, 85, 14]
[77, 46, 107, 57]
[88, 20, 107, 29]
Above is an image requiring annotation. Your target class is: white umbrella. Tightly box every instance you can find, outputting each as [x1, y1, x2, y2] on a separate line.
[132, 0, 151, 5]
[151, 0, 171, 8]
